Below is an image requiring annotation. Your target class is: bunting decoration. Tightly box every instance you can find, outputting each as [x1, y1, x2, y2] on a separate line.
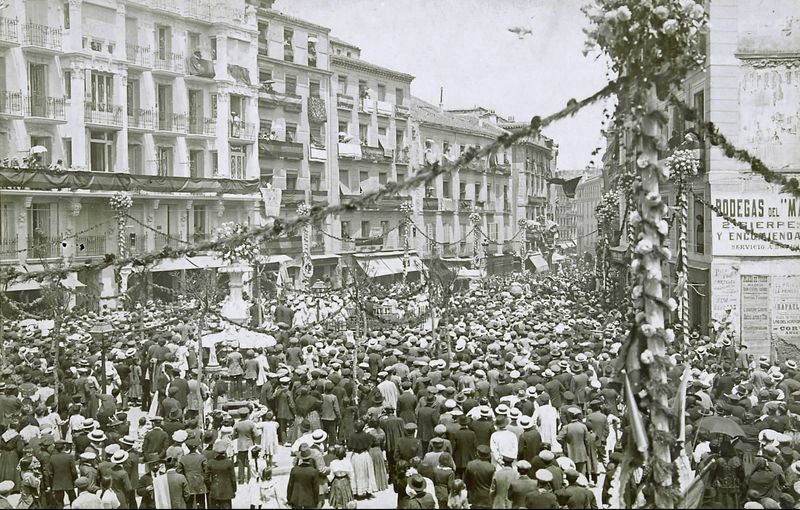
[109, 192, 132, 259]
[297, 203, 313, 288]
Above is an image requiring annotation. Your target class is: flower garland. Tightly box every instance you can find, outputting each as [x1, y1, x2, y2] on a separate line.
[401, 201, 413, 283]
[214, 222, 259, 265]
[595, 191, 619, 235]
[109, 192, 132, 258]
[586, 0, 708, 507]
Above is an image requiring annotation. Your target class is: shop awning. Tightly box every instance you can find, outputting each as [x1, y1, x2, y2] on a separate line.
[456, 268, 483, 279]
[355, 255, 425, 277]
[4, 276, 86, 292]
[552, 253, 566, 263]
[255, 254, 293, 265]
[559, 241, 576, 249]
[311, 253, 340, 263]
[528, 254, 549, 272]
[149, 255, 228, 272]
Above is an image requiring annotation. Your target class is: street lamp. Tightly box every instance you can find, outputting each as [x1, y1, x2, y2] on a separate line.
[90, 319, 114, 394]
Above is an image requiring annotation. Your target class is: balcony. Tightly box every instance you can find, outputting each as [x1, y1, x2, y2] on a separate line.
[337, 142, 362, 159]
[0, 17, 19, 46]
[0, 167, 261, 194]
[0, 236, 16, 260]
[475, 200, 485, 211]
[339, 239, 355, 252]
[264, 234, 302, 253]
[126, 44, 152, 68]
[153, 52, 185, 74]
[84, 102, 123, 128]
[259, 139, 304, 160]
[188, 116, 215, 136]
[229, 120, 257, 142]
[441, 198, 457, 212]
[259, 89, 302, 112]
[128, 108, 155, 130]
[309, 146, 327, 161]
[394, 148, 410, 165]
[0, 91, 23, 117]
[75, 235, 106, 257]
[376, 100, 393, 116]
[311, 190, 328, 206]
[362, 145, 390, 163]
[337, 94, 354, 110]
[26, 236, 62, 260]
[21, 23, 61, 52]
[24, 95, 66, 122]
[155, 233, 183, 252]
[257, 39, 268, 57]
[280, 190, 306, 207]
[311, 234, 325, 255]
[395, 104, 410, 118]
[459, 199, 474, 211]
[360, 99, 375, 114]
[423, 197, 439, 211]
[156, 112, 188, 133]
[378, 195, 410, 211]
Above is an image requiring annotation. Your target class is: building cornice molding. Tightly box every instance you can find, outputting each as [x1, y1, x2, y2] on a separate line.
[331, 55, 414, 83]
[736, 52, 800, 68]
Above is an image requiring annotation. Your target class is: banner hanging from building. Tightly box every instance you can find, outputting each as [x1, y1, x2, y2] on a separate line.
[261, 187, 282, 218]
[711, 193, 800, 256]
[772, 275, 800, 348]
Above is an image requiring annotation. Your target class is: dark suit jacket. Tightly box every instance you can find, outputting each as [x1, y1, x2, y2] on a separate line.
[205, 456, 236, 500]
[170, 378, 190, 410]
[143, 427, 170, 457]
[518, 429, 543, 463]
[395, 436, 422, 462]
[49, 451, 77, 491]
[556, 484, 598, 509]
[463, 459, 495, 507]
[397, 392, 418, 423]
[137, 472, 156, 509]
[178, 452, 208, 495]
[166, 470, 190, 509]
[469, 418, 495, 447]
[451, 427, 477, 469]
[416, 407, 439, 442]
[287, 464, 320, 508]
[509, 475, 539, 508]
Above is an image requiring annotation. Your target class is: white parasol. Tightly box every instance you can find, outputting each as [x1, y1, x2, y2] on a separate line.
[29, 145, 48, 155]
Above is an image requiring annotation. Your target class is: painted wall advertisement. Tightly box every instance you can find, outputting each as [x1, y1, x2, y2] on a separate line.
[710, 264, 740, 344]
[772, 275, 800, 348]
[711, 194, 800, 257]
[740, 275, 771, 358]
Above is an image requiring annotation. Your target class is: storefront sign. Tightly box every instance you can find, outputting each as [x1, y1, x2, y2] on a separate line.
[741, 275, 770, 358]
[772, 275, 800, 348]
[711, 194, 800, 256]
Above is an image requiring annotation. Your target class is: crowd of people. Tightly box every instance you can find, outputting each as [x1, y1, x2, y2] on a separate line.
[0, 263, 797, 509]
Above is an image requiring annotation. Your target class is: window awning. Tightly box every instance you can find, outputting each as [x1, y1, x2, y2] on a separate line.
[355, 255, 425, 277]
[559, 240, 576, 249]
[4, 276, 86, 292]
[528, 254, 549, 272]
[149, 255, 228, 273]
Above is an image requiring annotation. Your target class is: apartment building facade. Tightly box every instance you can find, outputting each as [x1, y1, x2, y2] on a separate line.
[0, 0, 263, 305]
[573, 173, 603, 256]
[605, 0, 800, 359]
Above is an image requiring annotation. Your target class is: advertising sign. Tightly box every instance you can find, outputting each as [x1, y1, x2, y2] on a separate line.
[740, 275, 770, 358]
[772, 275, 800, 347]
[711, 194, 800, 256]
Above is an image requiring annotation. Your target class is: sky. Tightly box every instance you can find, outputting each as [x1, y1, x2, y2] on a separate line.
[277, 0, 613, 170]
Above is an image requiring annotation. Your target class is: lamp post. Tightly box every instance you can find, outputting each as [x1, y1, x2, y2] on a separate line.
[90, 319, 114, 394]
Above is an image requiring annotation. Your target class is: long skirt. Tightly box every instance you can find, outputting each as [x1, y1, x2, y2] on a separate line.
[369, 446, 388, 492]
[350, 452, 377, 496]
[329, 474, 354, 508]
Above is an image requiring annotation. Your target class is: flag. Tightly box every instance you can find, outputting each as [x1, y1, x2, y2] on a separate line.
[678, 459, 715, 509]
[673, 364, 692, 443]
[546, 176, 583, 198]
[624, 370, 649, 453]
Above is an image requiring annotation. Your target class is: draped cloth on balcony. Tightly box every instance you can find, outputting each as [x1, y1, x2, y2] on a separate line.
[307, 97, 327, 123]
[187, 52, 215, 78]
[228, 64, 252, 85]
[0, 167, 261, 194]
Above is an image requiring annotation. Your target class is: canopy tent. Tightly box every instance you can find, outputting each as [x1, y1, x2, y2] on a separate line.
[354, 254, 426, 278]
[148, 255, 229, 273]
[528, 254, 549, 272]
[456, 268, 483, 279]
[202, 326, 277, 350]
[4, 275, 86, 292]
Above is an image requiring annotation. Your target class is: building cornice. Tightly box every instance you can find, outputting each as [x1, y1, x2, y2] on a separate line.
[330, 55, 414, 83]
[416, 120, 501, 140]
[735, 52, 800, 68]
[257, 9, 331, 34]
[258, 55, 333, 77]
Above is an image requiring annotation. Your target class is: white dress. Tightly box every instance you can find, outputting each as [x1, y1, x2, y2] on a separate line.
[532, 404, 560, 451]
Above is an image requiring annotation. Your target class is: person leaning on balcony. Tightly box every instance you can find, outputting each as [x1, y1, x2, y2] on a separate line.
[230, 112, 241, 137]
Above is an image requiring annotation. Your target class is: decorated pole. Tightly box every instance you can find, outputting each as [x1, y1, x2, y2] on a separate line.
[400, 201, 413, 284]
[667, 149, 699, 349]
[469, 212, 481, 270]
[110, 192, 133, 259]
[297, 203, 313, 292]
[583, 0, 707, 507]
